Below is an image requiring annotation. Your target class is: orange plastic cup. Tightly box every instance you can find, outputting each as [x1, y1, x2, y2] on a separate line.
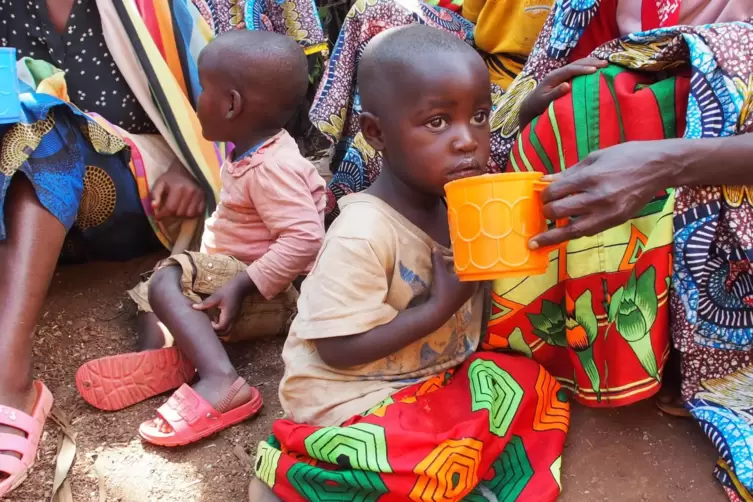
[445, 172, 562, 281]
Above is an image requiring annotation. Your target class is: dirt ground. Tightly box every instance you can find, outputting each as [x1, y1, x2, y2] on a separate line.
[6, 256, 728, 502]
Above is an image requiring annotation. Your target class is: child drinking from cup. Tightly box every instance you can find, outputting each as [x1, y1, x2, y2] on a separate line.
[249, 25, 568, 502]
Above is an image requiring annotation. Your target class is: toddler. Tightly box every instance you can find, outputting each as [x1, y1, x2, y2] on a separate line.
[77, 30, 326, 447]
[249, 25, 568, 502]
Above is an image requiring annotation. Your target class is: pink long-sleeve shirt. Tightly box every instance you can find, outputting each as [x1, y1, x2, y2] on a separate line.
[201, 130, 327, 299]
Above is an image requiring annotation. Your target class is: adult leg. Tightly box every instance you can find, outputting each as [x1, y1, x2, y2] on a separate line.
[0, 176, 66, 463]
[147, 266, 253, 428]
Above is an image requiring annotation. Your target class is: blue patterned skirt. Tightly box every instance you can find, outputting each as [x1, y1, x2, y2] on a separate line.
[0, 91, 160, 262]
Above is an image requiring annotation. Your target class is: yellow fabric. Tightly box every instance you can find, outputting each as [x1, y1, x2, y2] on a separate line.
[463, 0, 554, 90]
[279, 194, 486, 426]
[36, 72, 69, 101]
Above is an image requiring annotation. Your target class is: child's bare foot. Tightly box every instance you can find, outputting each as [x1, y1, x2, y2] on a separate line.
[148, 374, 255, 434]
[249, 477, 281, 501]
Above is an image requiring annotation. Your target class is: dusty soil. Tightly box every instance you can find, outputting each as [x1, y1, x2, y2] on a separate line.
[6, 256, 727, 502]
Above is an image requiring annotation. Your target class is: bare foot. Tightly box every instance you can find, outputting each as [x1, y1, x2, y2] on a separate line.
[147, 374, 254, 434]
[249, 477, 281, 501]
[0, 385, 38, 480]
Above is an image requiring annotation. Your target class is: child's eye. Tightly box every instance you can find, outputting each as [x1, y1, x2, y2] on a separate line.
[471, 110, 489, 126]
[426, 117, 448, 131]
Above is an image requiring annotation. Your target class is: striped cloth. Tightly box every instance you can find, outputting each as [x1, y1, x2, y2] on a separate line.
[106, 0, 225, 211]
[492, 65, 688, 408]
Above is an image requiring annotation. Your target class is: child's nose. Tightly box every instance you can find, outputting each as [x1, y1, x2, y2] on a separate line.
[453, 127, 478, 152]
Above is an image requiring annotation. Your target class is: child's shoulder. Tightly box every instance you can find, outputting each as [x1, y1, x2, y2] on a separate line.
[327, 193, 404, 242]
[314, 194, 405, 270]
[257, 131, 315, 172]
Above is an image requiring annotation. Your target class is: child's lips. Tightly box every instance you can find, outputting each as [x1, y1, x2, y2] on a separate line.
[447, 160, 483, 181]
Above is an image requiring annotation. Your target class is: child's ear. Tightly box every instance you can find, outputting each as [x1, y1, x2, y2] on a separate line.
[226, 90, 243, 120]
[359, 112, 384, 151]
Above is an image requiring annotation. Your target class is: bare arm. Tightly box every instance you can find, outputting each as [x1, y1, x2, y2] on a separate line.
[663, 134, 753, 188]
[315, 299, 447, 369]
[530, 133, 753, 248]
[315, 250, 476, 370]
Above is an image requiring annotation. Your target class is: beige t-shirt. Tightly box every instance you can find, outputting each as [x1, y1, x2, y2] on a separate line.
[279, 194, 486, 427]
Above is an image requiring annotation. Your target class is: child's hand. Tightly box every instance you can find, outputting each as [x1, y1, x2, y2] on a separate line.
[192, 273, 256, 337]
[427, 249, 477, 320]
[518, 58, 608, 129]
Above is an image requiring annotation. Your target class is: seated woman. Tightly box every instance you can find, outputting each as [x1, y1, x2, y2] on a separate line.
[485, 0, 753, 498]
[310, 0, 554, 222]
[0, 0, 223, 495]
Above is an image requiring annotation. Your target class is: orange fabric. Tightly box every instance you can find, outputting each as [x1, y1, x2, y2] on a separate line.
[153, 0, 189, 98]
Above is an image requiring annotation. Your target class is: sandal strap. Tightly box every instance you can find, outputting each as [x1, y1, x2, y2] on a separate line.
[215, 378, 246, 413]
[0, 433, 32, 458]
[156, 384, 219, 427]
[0, 454, 26, 477]
[0, 406, 39, 438]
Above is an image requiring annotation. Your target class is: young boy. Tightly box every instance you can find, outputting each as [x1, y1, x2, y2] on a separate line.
[250, 25, 567, 502]
[77, 30, 326, 446]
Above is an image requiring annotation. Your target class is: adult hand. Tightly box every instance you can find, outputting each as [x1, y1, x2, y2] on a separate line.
[192, 273, 256, 337]
[519, 58, 608, 130]
[427, 249, 477, 320]
[529, 140, 675, 250]
[151, 162, 206, 220]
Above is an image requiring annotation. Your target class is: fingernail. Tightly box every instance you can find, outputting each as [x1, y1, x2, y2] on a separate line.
[541, 175, 554, 182]
[529, 241, 540, 250]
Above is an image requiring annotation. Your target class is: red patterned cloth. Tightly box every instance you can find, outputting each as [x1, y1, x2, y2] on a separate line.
[488, 65, 689, 407]
[255, 353, 568, 501]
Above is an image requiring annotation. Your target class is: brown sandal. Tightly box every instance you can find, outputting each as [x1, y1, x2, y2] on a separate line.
[655, 393, 691, 418]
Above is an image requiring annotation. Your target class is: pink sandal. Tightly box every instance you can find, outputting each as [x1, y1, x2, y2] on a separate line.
[0, 381, 54, 497]
[76, 348, 196, 411]
[138, 378, 262, 447]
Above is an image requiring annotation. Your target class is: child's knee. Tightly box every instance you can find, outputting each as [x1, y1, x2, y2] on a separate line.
[147, 265, 183, 305]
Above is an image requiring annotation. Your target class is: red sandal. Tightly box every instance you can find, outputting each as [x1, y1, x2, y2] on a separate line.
[139, 378, 262, 447]
[75, 348, 196, 411]
[0, 381, 54, 498]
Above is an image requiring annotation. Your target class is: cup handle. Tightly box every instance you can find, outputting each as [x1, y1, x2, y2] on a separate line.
[532, 180, 568, 254]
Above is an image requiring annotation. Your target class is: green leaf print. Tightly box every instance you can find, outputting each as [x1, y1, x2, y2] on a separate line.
[609, 266, 660, 379]
[527, 300, 567, 347]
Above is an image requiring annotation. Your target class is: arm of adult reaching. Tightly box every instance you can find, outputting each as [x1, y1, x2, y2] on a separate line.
[529, 134, 753, 249]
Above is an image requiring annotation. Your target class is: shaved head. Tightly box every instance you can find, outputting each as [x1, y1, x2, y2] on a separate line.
[199, 30, 308, 128]
[358, 25, 483, 115]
